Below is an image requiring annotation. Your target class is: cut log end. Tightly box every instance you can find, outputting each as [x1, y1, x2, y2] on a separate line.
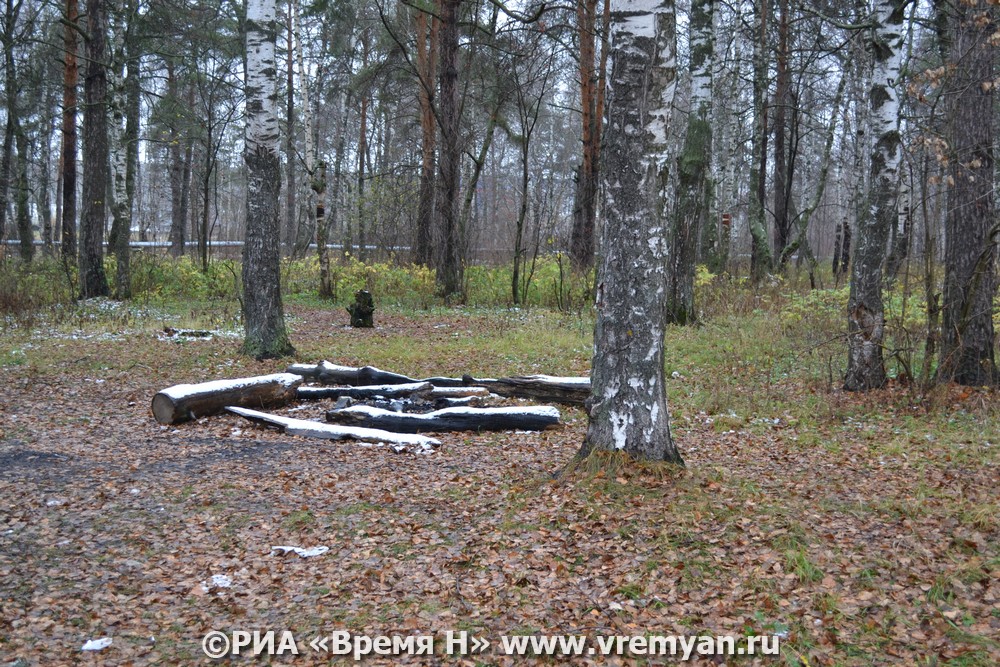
[151, 373, 303, 425]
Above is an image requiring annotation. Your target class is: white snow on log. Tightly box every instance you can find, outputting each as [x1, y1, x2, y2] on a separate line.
[159, 373, 302, 401]
[226, 406, 441, 447]
[350, 382, 432, 393]
[271, 545, 329, 558]
[516, 374, 590, 386]
[419, 386, 490, 397]
[81, 638, 113, 651]
[337, 405, 561, 421]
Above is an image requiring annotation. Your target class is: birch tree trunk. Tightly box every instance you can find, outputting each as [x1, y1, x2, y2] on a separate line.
[939, 0, 997, 386]
[844, 0, 908, 391]
[580, 0, 683, 465]
[242, 0, 294, 359]
[108, 1, 136, 300]
[78, 0, 110, 299]
[666, 0, 712, 325]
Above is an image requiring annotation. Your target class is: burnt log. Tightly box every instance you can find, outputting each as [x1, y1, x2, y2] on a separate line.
[296, 382, 433, 401]
[325, 405, 561, 433]
[226, 406, 440, 450]
[152, 373, 303, 425]
[285, 362, 589, 403]
[472, 374, 590, 406]
[347, 289, 375, 327]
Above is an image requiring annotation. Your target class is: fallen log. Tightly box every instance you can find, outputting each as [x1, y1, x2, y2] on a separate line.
[286, 363, 590, 404]
[296, 382, 434, 401]
[285, 361, 363, 384]
[287, 361, 467, 388]
[473, 374, 590, 406]
[434, 396, 488, 409]
[416, 386, 491, 399]
[227, 406, 440, 450]
[151, 373, 303, 425]
[325, 405, 561, 433]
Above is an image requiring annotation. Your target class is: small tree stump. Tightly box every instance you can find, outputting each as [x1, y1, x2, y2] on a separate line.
[347, 290, 375, 327]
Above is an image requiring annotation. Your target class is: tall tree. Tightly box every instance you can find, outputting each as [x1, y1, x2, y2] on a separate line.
[435, 0, 462, 297]
[748, 0, 772, 281]
[0, 0, 22, 252]
[242, 0, 294, 358]
[771, 0, 792, 260]
[412, 2, 438, 267]
[78, 0, 110, 298]
[108, 0, 138, 299]
[568, 0, 609, 271]
[939, 0, 997, 385]
[579, 0, 683, 465]
[666, 0, 713, 324]
[60, 0, 78, 262]
[844, 0, 909, 391]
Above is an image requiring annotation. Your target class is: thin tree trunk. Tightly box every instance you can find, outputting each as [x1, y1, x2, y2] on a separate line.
[14, 125, 31, 261]
[284, 1, 296, 253]
[580, 0, 683, 465]
[416, 7, 438, 267]
[771, 0, 792, 260]
[667, 0, 713, 324]
[748, 0, 771, 281]
[435, 0, 463, 297]
[108, 5, 134, 299]
[60, 0, 79, 261]
[79, 0, 110, 298]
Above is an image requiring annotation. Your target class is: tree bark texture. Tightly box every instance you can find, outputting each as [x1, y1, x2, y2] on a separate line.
[580, 0, 683, 465]
[939, 0, 997, 386]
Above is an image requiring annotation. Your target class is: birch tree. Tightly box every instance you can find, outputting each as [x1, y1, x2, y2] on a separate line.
[242, 0, 293, 359]
[939, 0, 997, 386]
[579, 0, 683, 465]
[844, 0, 909, 391]
[666, 0, 712, 324]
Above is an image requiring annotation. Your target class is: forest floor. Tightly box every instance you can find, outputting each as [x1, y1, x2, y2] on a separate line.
[0, 300, 998, 666]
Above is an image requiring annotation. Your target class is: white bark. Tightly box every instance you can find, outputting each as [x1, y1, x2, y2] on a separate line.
[582, 0, 682, 464]
[245, 0, 280, 155]
[844, 0, 907, 391]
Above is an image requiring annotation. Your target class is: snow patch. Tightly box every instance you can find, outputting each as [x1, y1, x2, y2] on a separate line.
[81, 638, 112, 651]
[271, 545, 329, 558]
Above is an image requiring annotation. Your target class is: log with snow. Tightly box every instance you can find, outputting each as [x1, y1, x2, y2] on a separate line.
[287, 361, 589, 405]
[151, 373, 303, 425]
[226, 406, 441, 449]
[296, 381, 433, 401]
[325, 405, 561, 433]
[477, 375, 590, 406]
